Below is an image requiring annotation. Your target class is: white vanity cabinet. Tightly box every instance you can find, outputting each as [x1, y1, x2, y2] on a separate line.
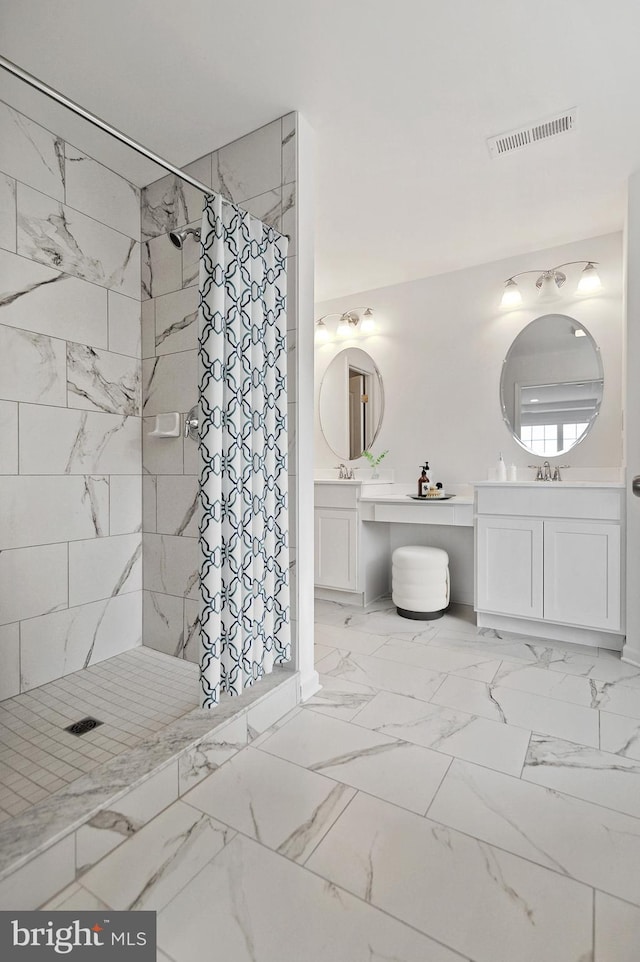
[475, 483, 625, 648]
[314, 481, 390, 604]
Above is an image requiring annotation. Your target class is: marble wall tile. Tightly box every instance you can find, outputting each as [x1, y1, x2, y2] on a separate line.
[155, 285, 198, 355]
[180, 218, 201, 289]
[0, 400, 18, 473]
[0, 173, 16, 251]
[19, 405, 140, 475]
[595, 891, 640, 962]
[67, 342, 141, 416]
[0, 835, 75, 911]
[80, 799, 234, 911]
[143, 533, 199, 599]
[143, 590, 184, 658]
[20, 591, 142, 691]
[109, 476, 142, 536]
[183, 426, 199, 475]
[143, 418, 184, 475]
[0, 324, 66, 406]
[0, 543, 68, 625]
[242, 188, 283, 232]
[156, 475, 199, 537]
[142, 350, 197, 416]
[142, 474, 157, 531]
[282, 113, 296, 187]
[76, 762, 179, 875]
[282, 183, 297, 256]
[182, 598, 200, 664]
[108, 291, 141, 358]
[305, 792, 593, 962]
[69, 533, 142, 606]
[0, 102, 65, 201]
[246, 675, 299, 740]
[65, 146, 140, 240]
[141, 297, 156, 358]
[141, 233, 181, 300]
[0, 475, 109, 549]
[141, 155, 210, 240]
[0, 623, 20, 700]
[0, 249, 108, 347]
[211, 120, 281, 203]
[178, 715, 247, 795]
[17, 185, 140, 298]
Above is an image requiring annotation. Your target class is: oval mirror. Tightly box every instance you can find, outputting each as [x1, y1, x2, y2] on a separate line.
[319, 348, 385, 460]
[500, 314, 603, 457]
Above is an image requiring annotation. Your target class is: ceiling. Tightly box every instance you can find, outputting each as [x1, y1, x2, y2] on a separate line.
[2, 0, 640, 301]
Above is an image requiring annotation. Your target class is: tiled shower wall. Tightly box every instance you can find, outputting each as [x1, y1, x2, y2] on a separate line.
[141, 114, 298, 663]
[0, 102, 143, 698]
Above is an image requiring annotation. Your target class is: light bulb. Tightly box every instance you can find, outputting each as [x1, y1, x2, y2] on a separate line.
[576, 262, 602, 295]
[337, 314, 351, 337]
[314, 320, 330, 344]
[360, 308, 375, 334]
[500, 279, 522, 308]
[537, 271, 561, 301]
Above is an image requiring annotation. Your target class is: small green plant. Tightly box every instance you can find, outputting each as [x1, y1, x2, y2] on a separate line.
[362, 449, 389, 468]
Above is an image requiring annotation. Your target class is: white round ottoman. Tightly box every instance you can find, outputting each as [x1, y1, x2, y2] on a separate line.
[392, 545, 450, 620]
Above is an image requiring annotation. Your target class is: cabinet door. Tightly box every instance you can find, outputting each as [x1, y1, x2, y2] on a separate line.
[314, 508, 358, 590]
[476, 516, 543, 618]
[544, 521, 621, 630]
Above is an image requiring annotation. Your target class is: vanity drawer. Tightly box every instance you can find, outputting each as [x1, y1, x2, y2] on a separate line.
[374, 503, 456, 525]
[476, 486, 623, 522]
[314, 484, 358, 509]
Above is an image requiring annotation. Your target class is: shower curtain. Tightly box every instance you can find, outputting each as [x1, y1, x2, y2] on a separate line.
[198, 195, 291, 708]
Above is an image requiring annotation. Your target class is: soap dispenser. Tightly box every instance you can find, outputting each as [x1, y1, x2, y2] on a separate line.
[418, 462, 430, 497]
[496, 453, 507, 482]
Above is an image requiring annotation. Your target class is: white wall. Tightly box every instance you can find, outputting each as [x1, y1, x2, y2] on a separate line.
[315, 233, 623, 486]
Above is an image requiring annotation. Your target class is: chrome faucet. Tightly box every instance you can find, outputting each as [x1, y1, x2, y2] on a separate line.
[335, 464, 354, 480]
[528, 462, 569, 481]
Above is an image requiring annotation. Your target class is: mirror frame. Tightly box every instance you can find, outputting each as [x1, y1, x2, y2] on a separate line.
[499, 314, 604, 457]
[319, 347, 385, 460]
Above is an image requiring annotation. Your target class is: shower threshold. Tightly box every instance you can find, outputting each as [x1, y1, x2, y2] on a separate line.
[0, 648, 299, 908]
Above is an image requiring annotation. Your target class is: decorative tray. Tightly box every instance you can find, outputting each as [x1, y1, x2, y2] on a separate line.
[407, 494, 455, 501]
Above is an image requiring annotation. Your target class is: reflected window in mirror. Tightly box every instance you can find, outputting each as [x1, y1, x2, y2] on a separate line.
[500, 315, 603, 457]
[319, 348, 384, 461]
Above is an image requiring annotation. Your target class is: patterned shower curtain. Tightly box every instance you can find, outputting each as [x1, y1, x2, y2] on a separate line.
[198, 195, 291, 708]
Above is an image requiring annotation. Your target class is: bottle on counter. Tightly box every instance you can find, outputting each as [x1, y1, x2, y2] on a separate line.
[496, 453, 507, 482]
[418, 462, 430, 497]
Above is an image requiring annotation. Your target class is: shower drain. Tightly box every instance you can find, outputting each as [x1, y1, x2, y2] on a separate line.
[64, 717, 104, 736]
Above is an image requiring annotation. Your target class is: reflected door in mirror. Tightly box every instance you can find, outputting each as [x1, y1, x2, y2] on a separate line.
[319, 348, 384, 460]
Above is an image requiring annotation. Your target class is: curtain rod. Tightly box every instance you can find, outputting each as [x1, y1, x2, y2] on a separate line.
[0, 54, 214, 196]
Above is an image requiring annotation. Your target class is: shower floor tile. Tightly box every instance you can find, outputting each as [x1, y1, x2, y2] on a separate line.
[0, 647, 198, 821]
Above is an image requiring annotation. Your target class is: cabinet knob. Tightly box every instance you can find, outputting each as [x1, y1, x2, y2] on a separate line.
[633, 476, 640, 498]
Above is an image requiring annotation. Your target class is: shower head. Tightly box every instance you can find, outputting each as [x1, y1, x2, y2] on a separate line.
[168, 227, 201, 250]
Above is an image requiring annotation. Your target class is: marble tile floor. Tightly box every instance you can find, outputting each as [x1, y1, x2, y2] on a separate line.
[0, 647, 197, 822]
[41, 599, 640, 961]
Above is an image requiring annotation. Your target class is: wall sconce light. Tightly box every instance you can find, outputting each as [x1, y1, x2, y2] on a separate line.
[500, 261, 601, 309]
[315, 307, 377, 343]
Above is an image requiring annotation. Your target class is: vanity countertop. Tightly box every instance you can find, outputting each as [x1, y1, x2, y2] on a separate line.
[474, 481, 624, 488]
[359, 492, 474, 505]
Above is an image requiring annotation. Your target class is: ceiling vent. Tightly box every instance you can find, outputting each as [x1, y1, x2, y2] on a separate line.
[487, 108, 577, 158]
